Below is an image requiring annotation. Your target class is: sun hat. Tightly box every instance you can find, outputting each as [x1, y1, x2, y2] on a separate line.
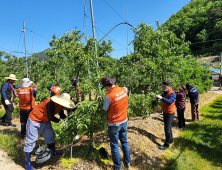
[21, 78, 33, 88]
[47, 85, 52, 90]
[101, 76, 116, 89]
[161, 81, 170, 87]
[35, 146, 52, 164]
[51, 93, 75, 109]
[4, 74, 18, 81]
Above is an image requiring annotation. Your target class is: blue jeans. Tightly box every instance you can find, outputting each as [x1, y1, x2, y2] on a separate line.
[108, 122, 131, 169]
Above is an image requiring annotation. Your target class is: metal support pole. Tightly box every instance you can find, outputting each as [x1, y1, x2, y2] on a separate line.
[127, 8, 128, 56]
[21, 21, 28, 78]
[84, 0, 87, 39]
[89, 0, 98, 67]
[30, 27, 34, 79]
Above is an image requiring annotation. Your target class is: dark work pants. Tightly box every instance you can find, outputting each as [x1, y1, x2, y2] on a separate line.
[177, 108, 185, 128]
[1, 99, 14, 124]
[163, 113, 175, 147]
[191, 103, 199, 121]
[20, 109, 32, 137]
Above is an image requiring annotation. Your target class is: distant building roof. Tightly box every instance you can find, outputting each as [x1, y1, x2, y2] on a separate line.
[209, 68, 221, 73]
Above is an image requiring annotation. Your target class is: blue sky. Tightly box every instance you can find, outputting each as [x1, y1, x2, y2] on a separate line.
[0, 0, 191, 59]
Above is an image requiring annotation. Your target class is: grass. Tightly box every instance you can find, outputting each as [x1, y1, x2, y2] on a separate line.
[0, 128, 24, 162]
[0, 106, 20, 118]
[162, 95, 222, 170]
[0, 110, 5, 117]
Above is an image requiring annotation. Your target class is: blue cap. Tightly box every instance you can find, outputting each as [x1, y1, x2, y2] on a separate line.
[47, 85, 52, 90]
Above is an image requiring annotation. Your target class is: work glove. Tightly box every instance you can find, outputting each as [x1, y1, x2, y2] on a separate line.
[5, 99, 11, 105]
[156, 95, 163, 99]
[60, 118, 68, 127]
[32, 85, 37, 90]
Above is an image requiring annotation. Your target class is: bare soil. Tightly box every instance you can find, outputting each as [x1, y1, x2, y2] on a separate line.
[0, 92, 219, 170]
[197, 55, 220, 66]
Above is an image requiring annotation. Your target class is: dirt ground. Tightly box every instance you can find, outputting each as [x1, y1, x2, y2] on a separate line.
[0, 92, 219, 170]
[197, 55, 220, 66]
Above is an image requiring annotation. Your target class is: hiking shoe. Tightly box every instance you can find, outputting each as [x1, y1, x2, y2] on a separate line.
[52, 151, 62, 155]
[159, 145, 169, 150]
[0, 120, 5, 125]
[113, 166, 123, 170]
[163, 140, 173, 144]
[7, 123, 16, 127]
[176, 127, 184, 131]
[124, 163, 130, 169]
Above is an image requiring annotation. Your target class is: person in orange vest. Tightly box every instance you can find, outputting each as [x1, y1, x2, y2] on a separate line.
[102, 76, 131, 170]
[156, 81, 176, 150]
[47, 85, 61, 97]
[17, 78, 37, 139]
[23, 93, 75, 170]
[70, 77, 84, 104]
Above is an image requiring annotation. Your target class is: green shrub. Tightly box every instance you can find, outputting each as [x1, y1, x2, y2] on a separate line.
[128, 92, 157, 118]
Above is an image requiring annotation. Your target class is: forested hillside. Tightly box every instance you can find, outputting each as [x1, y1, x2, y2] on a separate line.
[161, 0, 222, 56]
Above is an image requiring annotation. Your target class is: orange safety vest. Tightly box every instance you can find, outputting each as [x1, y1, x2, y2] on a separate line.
[29, 98, 63, 123]
[106, 86, 128, 124]
[17, 87, 35, 110]
[162, 88, 176, 114]
[51, 86, 61, 96]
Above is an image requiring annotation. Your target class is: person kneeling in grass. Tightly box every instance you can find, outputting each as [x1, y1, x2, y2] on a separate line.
[156, 81, 176, 150]
[23, 93, 75, 170]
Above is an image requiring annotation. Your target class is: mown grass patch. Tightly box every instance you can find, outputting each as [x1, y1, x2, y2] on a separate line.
[0, 128, 24, 162]
[162, 95, 222, 170]
[60, 157, 80, 169]
[59, 142, 113, 169]
[0, 110, 5, 117]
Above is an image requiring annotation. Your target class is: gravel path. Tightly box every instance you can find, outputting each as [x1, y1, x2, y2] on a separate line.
[209, 87, 222, 94]
[0, 150, 24, 170]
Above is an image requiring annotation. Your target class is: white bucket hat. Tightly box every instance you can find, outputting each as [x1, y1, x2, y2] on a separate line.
[4, 74, 18, 81]
[51, 93, 75, 109]
[21, 78, 33, 88]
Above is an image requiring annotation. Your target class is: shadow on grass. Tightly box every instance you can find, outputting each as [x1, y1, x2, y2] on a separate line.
[165, 127, 222, 169]
[163, 96, 222, 169]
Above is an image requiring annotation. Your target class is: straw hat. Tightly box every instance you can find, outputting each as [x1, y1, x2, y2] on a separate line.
[21, 78, 33, 88]
[51, 93, 75, 109]
[4, 74, 18, 81]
